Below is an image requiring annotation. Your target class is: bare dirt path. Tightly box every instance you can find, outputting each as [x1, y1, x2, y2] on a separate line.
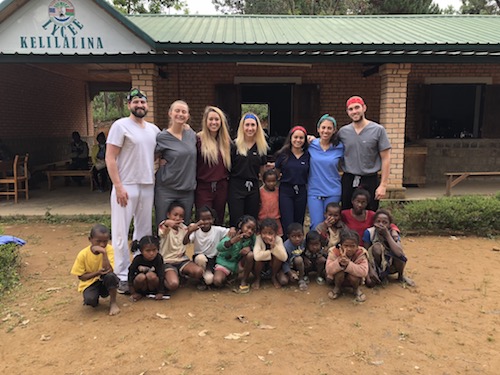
[1, 223, 499, 375]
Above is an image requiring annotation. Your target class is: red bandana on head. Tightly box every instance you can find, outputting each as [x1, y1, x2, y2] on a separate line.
[346, 96, 365, 108]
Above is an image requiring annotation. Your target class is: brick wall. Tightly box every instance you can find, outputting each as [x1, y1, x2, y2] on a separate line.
[422, 139, 500, 183]
[0, 64, 90, 166]
[406, 63, 500, 142]
[154, 62, 382, 131]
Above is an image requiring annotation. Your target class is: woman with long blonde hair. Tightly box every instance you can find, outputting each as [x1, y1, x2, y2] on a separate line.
[228, 112, 268, 227]
[195, 106, 232, 224]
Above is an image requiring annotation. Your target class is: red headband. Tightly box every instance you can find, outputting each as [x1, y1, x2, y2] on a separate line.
[346, 96, 365, 108]
[289, 126, 307, 136]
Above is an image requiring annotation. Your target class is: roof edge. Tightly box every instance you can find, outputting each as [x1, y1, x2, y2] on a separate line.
[92, 0, 156, 49]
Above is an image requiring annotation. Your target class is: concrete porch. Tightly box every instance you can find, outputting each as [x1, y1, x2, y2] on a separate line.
[0, 178, 498, 217]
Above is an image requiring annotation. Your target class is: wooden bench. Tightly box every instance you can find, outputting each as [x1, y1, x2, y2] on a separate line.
[445, 171, 500, 196]
[46, 170, 93, 191]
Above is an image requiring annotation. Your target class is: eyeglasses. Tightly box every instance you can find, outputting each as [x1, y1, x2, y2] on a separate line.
[127, 88, 147, 101]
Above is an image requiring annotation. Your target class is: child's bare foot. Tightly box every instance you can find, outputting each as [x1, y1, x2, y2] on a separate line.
[109, 302, 121, 316]
[252, 279, 261, 290]
[271, 276, 281, 289]
[399, 276, 415, 287]
[130, 293, 143, 302]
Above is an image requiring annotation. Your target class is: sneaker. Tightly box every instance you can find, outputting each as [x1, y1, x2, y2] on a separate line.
[117, 280, 130, 294]
[316, 276, 325, 285]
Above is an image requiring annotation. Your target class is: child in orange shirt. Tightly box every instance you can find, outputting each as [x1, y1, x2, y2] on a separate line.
[258, 169, 283, 236]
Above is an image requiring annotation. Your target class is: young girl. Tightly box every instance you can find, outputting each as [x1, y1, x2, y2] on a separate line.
[183, 206, 233, 289]
[303, 230, 327, 285]
[228, 112, 268, 227]
[158, 201, 204, 292]
[155, 100, 197, 228]
[342, 188, 399, 247]
[195, 106, 232, 225]
[253, 218, 288, 289]
[213, 215, 257, 293]
[326, 229, 369, 302]
[258, 169, 283, 236]
[128, 236, 165, 301]
[278, 222, 307, 291]
[274, 126, 310, 240]
[315, 202, 345, 249]
[363, 209, 415, 287]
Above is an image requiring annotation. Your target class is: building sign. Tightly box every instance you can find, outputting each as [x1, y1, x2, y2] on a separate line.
[19, 1, 103, 50]
[0, 0, 151, 55]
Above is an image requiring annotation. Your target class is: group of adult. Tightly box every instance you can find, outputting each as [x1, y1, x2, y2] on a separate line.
[105, 88, 391, 293]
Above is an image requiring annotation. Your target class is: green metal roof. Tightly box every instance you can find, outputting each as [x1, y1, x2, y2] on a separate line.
[126, 14, 500, 47]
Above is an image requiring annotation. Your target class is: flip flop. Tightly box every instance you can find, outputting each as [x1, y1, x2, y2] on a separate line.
[354, 290, 367, 303]
[298, 280, 308, 291]
[328, 290, 341, 300]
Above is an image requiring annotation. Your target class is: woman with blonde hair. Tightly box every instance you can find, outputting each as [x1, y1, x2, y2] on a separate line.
[155, 100, 197, 228]
[228, 112, 268, 227]
[195, 106, 232, 225]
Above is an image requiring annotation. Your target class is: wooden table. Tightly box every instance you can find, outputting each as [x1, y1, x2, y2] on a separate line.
[46, 170, 93, 191]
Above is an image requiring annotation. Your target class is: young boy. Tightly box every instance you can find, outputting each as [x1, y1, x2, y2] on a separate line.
[315, 202, 345, 249]
[278, 223, 307, 290]
[303, 230, 327, 285]
[70, 224, 120, 316]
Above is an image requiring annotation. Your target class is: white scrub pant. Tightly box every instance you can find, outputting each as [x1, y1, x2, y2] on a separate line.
[110, 183, 154, 281]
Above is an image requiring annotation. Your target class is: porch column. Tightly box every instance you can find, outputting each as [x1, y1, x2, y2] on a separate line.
[379, 63, 411, 198]
[128, 63, 159, 125]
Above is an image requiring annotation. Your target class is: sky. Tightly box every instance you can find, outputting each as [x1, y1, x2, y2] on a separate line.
[181, 0, 464, 14]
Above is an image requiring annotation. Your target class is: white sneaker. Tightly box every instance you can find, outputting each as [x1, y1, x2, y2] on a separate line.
[117, 280, 130, 294]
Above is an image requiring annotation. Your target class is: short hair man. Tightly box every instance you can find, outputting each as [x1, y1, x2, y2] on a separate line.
[105, 88, 160, 294]
[338, 96, 391, 211]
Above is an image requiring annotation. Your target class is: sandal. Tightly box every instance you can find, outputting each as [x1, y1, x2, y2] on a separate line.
[238, 285, 250, 294]
[298, 280, 308, 291]
[316, 276, 325, 285]
[328, 289, 341, 300]
[400, 276, 416, 287]
[354, 290, 367, 303]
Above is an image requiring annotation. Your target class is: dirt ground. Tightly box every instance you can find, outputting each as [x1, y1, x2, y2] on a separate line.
[0, 223, 499, 375]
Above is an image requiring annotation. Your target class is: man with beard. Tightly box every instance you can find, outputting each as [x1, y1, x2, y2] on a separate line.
[105, 88, 160, 294]
[338, 96, 391, 212]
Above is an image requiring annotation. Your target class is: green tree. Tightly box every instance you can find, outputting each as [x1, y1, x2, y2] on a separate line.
[212, 0, 441, 15]
[112, 0, 187, 14]
[460, 0, 500, 14]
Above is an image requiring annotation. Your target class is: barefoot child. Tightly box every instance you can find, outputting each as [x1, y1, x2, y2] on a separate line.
[363, 209, 415, 287]
[158, 201, 204, 293]
[278, 222, 307, 290]
[70, 224, 120, 316]
[326, 229, 369, 302]
[183, 206, 233, 289]
[315, 202, 345, 249]
[258, 169, 283, 236]
[213, 215, 257, 292]
[128, 236, 165, 301]
[303, 230, 327, 285]
[253, 218, 288, 289]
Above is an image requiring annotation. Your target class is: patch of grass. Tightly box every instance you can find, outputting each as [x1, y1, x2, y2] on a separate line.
[387, 194, 500, 237]
[0, 243, 22, 297]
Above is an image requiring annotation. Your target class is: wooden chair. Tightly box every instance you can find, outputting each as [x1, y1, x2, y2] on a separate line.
[0, 154, 29, 203]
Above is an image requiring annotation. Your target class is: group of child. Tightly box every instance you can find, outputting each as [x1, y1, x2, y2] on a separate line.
[71, 185, 414, 315]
